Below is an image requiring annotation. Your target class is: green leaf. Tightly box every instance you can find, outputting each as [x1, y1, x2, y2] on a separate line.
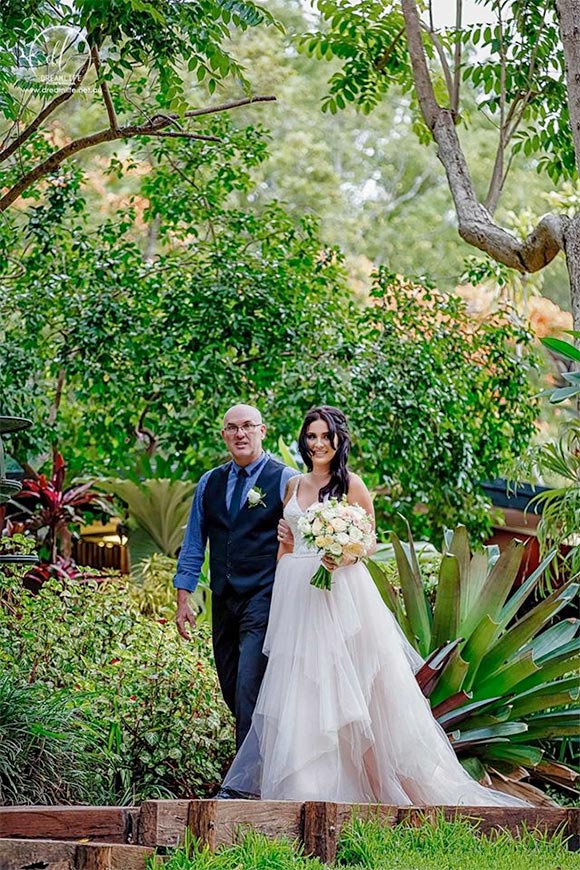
[389, 529, 432, 656]
[460, 539, 526, 639]
[508, 677, 580, 717]
[481, 743, 544, 768]
[431, 553, 460, 649]
[429, 648, 469, 706]
[461, 614, 501, 691]
[522, 618, 579, 661]
[471, 651, 539, 701]
[451, 721, 528, 748]
[498, 548, 558, 628]
[512, 710, 580, 741]
[277, 436, 300, 471]
[365, 558, 416, 647]
[477, 581, 579, 680]
[541, 336, 580, 363]
[436, 696, 503, 729]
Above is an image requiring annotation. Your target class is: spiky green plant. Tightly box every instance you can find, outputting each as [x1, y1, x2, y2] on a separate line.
[95, 476, 194, 576]
[366, 525, 580, 803]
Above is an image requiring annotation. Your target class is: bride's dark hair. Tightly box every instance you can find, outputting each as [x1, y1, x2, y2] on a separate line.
[298, 406, 351, 501]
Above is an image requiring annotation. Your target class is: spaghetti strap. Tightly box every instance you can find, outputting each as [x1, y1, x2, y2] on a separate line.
[283, 473, 301, 507]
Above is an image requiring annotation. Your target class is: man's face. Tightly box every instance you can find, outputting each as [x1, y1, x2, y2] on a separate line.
[221, 407, 266, 466]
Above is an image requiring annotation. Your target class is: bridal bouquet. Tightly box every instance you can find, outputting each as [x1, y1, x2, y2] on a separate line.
[297, 497, 375, 590]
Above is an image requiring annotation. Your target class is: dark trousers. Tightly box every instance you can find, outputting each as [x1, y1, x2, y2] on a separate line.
[212, 583, 272, 749]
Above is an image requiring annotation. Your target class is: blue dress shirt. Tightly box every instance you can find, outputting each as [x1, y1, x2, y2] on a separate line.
[173, 452, 298, 592]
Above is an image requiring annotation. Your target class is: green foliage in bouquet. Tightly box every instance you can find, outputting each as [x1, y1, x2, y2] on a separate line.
[367, 525, 579, 804]
[0, 573, 234, 804]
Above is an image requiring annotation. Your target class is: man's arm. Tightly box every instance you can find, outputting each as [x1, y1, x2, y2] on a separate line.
[277, 467, 300, 551]
[174, 472, 209, 640]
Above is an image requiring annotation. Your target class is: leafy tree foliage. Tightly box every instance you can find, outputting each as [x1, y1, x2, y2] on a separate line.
[346, 272, 539, 539]
[0, 0, 277, 209]
[298, 0, 580, 331]
[0, 120, 354, 475]
[1, 112, 539, 541]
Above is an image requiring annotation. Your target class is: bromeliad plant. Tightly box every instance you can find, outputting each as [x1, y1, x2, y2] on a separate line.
[367, 525, 580, 804]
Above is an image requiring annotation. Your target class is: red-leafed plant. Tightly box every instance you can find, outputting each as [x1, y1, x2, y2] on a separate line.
[13, 452, 113, 585]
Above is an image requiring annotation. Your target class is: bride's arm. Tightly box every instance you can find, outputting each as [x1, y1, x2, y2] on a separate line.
[347, 473, 377, 556]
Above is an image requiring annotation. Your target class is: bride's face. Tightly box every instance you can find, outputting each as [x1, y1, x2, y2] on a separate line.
[305, 419, 337, 470]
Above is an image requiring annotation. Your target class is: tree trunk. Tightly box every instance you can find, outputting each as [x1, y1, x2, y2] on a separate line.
[557, 0, 580, 336]
[401, 0, 580, 333]
[563, 213, 580, 342]
[557, 0, 580, 174]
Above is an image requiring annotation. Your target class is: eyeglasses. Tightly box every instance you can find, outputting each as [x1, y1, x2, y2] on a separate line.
[223, 422, 263, 435]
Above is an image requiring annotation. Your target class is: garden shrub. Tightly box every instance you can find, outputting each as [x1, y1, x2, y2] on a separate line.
[0, 574, 234, 804]
[0, 673, 103, 805]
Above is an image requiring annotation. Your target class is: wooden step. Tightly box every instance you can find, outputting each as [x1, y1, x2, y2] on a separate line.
[139, 799, 580, 862]
[1, 801, 576, 866]
[0, 838, 153, 870]
[0, 806, 139, 843]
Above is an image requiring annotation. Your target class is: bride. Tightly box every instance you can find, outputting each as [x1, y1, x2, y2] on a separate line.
[221, 406, 528, 806]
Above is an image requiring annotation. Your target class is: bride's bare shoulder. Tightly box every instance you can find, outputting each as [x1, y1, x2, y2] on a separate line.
[347, 473, 374, 516]
[347, 472, 368, 493]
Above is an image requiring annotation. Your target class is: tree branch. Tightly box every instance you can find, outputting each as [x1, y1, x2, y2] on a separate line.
[400, 0, 566, 273]
[484, 2, 506, 214]
[422, 25, 454, 105]
[152, 131, 222, 142]
[374, 25, 406, 73]
[0, 56, 91, 164]
[452, 0, 463, 114]
[90, 45, 119, 132]
[0, 95, 276, 211]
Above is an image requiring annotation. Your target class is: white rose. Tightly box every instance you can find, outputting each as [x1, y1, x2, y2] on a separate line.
[332, 517, 347, 532]
[329, 543, 343, 556]
[336, 532, 350, 545]
[311, 518, 323, 535]
[349, 526, 363, 542]
[248, 488, 263, 506]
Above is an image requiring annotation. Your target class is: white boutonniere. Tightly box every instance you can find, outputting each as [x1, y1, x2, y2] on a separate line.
[247, 486, 267, 508]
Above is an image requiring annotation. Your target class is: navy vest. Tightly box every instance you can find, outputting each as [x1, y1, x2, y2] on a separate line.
[203, 457, 286, 596]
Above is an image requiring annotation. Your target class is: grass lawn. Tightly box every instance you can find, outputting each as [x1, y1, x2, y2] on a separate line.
[149, 815, 579, 869]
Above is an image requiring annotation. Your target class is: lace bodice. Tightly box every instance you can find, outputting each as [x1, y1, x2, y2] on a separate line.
[283, 488, 318, 556]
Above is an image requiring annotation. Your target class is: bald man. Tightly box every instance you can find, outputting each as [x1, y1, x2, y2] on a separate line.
[174, 404, 297, 751]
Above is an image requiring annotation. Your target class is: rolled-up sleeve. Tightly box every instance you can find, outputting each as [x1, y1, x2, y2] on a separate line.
[280, 466, 300, 499]
[173, 472, 210, 593]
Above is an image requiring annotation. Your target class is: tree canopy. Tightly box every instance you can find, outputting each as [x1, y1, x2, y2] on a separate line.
[0, 0, 277, 209]
[299, 0, 580, 331]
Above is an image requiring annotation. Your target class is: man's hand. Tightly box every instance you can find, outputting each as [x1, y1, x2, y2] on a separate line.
[277, 518, 294, 545]
[176, 589, 197, 641]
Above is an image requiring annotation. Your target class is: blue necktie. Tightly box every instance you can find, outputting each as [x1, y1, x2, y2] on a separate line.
[229, 467, 248, 519]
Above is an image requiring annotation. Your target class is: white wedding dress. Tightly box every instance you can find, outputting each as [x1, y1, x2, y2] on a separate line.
[222, 489, 528, 806]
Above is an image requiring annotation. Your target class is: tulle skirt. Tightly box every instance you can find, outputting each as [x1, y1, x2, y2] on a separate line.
[222, 553, 528, 806]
